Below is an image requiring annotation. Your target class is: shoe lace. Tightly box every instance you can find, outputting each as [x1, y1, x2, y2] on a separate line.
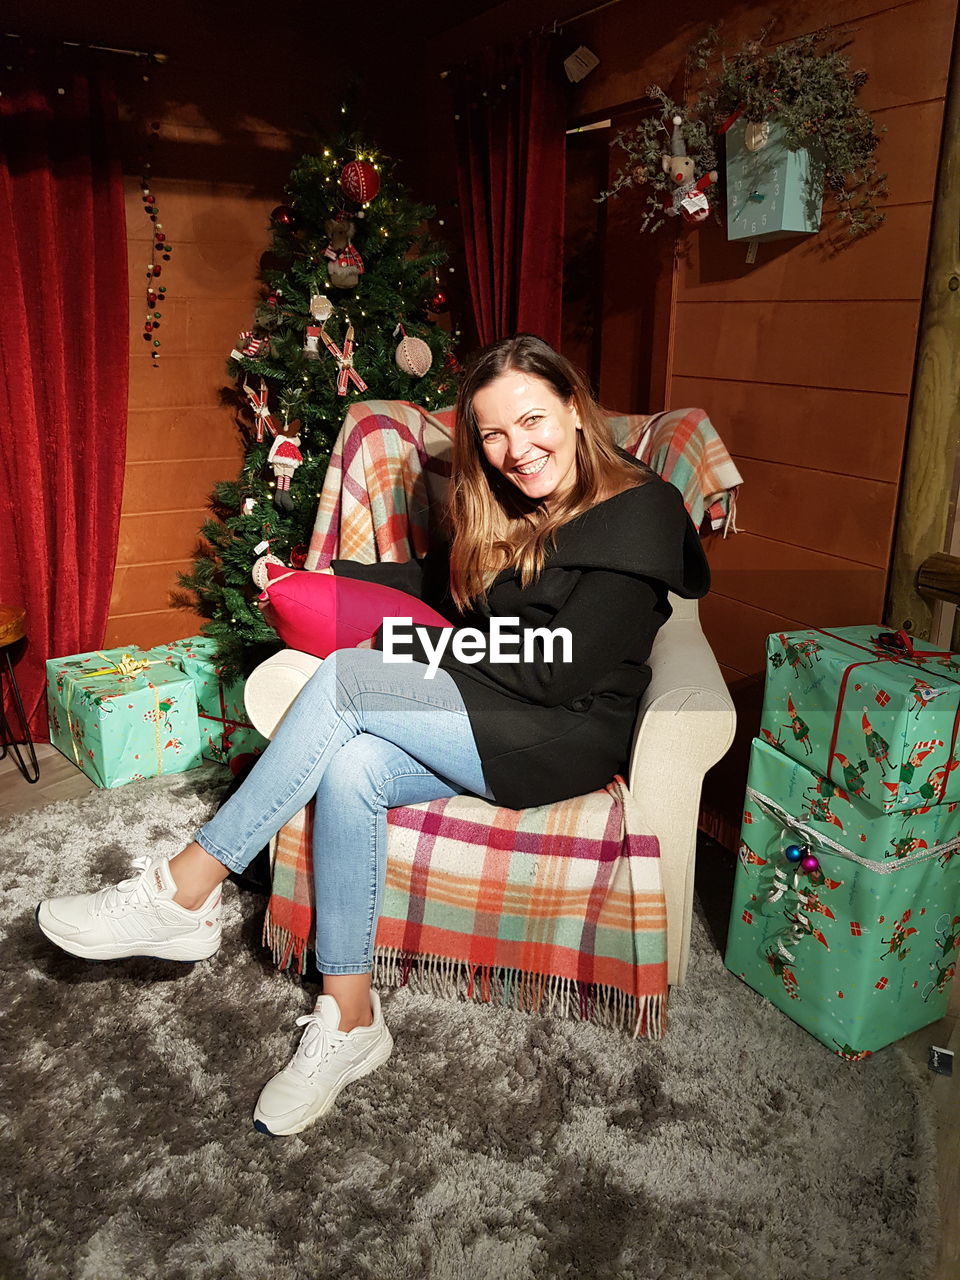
[92, 855, 155, 914]
[291, 1013, 348, 1076]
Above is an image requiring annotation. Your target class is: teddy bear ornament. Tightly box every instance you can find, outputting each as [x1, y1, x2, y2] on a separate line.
[324, 217, 365, 289]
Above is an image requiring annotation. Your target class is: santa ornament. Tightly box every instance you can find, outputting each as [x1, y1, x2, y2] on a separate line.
[267, 417, 304, 511]
[340, 159, 380, 204]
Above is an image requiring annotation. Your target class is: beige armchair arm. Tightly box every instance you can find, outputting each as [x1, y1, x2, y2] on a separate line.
[627, 595, 736, 985]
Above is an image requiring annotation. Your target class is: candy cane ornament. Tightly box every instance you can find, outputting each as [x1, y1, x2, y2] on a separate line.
[320, 323, 368, 396]
[242, 377, 278, 442]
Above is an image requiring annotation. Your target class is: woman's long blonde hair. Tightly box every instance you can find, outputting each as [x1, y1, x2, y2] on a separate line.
[447, 334, 654, 611]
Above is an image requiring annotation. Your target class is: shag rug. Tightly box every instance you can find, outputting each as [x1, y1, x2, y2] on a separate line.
[0, 766, 939, 1280]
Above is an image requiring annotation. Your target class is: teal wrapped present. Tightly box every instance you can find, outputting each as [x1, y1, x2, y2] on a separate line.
[45, 648, 202, 788]
[761, 626, 960, 814]
[150, 636, 267, 765]
[725, 736, 960, 1058]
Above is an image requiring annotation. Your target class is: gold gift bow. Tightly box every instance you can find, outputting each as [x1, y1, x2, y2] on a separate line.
[61, 653, 170, 780]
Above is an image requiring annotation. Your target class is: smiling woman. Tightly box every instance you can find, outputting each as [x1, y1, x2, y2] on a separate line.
[37, 333, 709, 1140]
[449, 333, 659, 609]
[474, 368, 582, 503]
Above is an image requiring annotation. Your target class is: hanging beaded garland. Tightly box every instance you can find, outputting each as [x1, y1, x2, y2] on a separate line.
[140, 121, 174, 365]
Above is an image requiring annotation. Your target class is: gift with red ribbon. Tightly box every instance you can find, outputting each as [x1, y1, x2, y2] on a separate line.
[761, 625, 960, 814]
[319, 322, 368, 396]
[149, 635, 268, 765]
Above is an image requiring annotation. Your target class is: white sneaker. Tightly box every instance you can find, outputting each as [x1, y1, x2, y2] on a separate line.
[36, 856, 222, 962]
[254, 991, 394, 1137]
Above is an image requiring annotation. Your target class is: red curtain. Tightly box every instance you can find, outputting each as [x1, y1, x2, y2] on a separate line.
[452, 34, 568, 349]
[0, 63, 129, 741]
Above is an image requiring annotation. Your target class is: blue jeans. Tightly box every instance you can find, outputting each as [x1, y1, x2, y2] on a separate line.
[193, 648, 492, 974]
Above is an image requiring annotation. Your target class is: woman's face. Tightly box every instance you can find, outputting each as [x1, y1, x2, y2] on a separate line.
[472, 370, 581, 503]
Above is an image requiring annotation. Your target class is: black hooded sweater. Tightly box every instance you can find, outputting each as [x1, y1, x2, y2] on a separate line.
[331, 472, 710, 809]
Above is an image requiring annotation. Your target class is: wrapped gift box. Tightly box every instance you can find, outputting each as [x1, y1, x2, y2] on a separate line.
[46, 648, 202, 788]
[725, 737, 960, 1058]
[761, 626, 960, 814]
[150, 635, 267, 765]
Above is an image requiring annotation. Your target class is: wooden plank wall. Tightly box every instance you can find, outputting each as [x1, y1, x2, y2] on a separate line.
[571, 0, 958, 844]
[112, 171, 285, 649]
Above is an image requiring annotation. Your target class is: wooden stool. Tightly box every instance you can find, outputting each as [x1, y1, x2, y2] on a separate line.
[0, 604, 40, 783]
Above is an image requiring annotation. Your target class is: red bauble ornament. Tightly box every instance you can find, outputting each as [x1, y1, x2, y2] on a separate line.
[340, 160, 380, 203]
[270, 204, 297, 228]
[428, 290, 449, 313]
[290, 543, 309, 569]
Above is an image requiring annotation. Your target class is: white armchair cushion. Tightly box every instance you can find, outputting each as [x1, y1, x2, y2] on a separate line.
[244, 649, 322, 740]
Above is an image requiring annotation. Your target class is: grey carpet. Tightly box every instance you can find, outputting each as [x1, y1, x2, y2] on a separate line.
[0, 765, 939, 1280]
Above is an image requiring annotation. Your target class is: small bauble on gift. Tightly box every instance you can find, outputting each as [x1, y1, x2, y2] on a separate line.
[395, 329, 433, 378]
[340, 160, 380, 204]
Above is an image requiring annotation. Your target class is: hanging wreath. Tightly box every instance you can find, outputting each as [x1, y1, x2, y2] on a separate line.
[598, 87, 719, 234]
[599, 26, 886, 240]
[693, 24, 887, 237]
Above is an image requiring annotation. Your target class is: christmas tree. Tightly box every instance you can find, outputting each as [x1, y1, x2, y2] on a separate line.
[177, 124, 459, 677]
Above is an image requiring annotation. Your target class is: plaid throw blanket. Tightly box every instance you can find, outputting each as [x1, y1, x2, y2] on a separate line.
[304, 400, 742, 571]
[266, 778, 667, 1039]
[271, 398, 738, 1035]
[614, 408, 743, 536]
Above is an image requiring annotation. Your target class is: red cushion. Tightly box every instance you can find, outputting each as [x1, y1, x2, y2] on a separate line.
[259, 564, 450, 659]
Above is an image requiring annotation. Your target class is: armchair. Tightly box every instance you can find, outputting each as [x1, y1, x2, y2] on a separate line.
[243, 397, 736, 988]
[245, 593, 734, 986]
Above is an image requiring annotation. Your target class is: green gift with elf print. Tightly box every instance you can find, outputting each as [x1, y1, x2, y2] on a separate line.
[761, 626, 960, 814]
[725, 736, 960, 1058]
[45, 648, 203, 788]
[149, 635, 267, 765]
